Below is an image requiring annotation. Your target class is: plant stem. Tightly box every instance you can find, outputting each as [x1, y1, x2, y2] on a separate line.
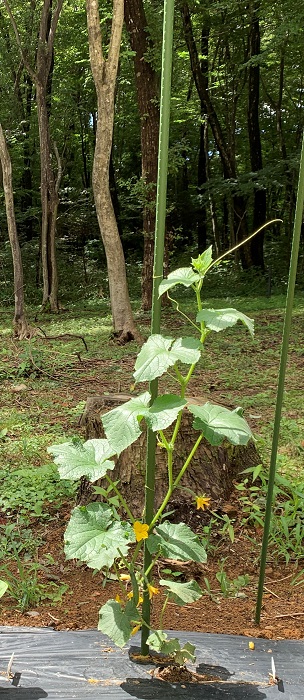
[149, 433, 204, 529]
[159, 594, 169, 629]
[105, 474, 135, 522]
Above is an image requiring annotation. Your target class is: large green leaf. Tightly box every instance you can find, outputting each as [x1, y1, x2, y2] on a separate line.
[158, 267, 199, 296]
[196, 308, 254, 337]
[148, 521, 207, 563]
[133, 335, 174, 383]
[170, 337, 201, 365]
[134, 336, 201, 384]
[159, 579, 203, 605]
[64, 503, 135, 570]
[146, 394, 186, 432]
[48, 439, 115, 482]
[101, 392, 150, 454]
[188, 402, 252, 446]
[98, 599, 140, 648]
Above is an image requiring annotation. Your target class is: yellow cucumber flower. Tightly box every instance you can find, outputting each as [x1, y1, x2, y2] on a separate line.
[133, 521, 149, 542]
[127, 591, 144, 605]
[131, 624, 142, 636]
[119, 573, 131, 582]
[147, 583, 159, 600]
[195, 494, 211, 510]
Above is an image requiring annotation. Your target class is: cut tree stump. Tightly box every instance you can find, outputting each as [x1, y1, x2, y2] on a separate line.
[77, 394, 260, 517]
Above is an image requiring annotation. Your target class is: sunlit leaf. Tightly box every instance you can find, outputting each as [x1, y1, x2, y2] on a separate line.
[147, 521, 207, 562]
[158, 267, 199, 296]
[134, 336, 201, 384]
[196, 308, 254, 337]
[170, 337, 201, 365]
[146, 394, 186, 432]
[64, 503, 135, 569]
[191, 246, 213, 275]
[48, 439, 115, 482]
[133, 335, 174, 383]
[188, 402, 252, 446]
[102, 392, 150, 454]
[0, 580, 8, 598]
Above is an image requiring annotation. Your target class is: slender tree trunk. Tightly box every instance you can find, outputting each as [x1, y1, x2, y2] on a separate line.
[3, 0, 63, 311]
[0, 123, 30, 339]
[86, 0, 139, 342]
[124, 0, 160, 311]
[181, 2, 251, 265]
[36, 83, 59, 310]
[247, 0, 266, 268]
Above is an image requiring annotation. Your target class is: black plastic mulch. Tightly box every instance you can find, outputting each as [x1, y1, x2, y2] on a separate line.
[0, 627, 303, 699]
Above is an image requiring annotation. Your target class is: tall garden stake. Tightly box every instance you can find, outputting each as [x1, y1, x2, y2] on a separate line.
[141, 0, 175, 655]
[255, 131, 304, 624]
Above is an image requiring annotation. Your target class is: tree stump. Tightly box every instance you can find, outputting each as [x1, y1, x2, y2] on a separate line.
[78, 394, 260, 517]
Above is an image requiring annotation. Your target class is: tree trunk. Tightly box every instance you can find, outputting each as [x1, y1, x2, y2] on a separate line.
[247, 1, 266, 269]
[181, 2, 251, 264]
[36, 82, 59, 311]
[86, 0, 139, 342]
[0, 123, 30, 339]
[124, 0, 160, 311]
[77, 394, 260, 516]
[3, 0, 63, 311]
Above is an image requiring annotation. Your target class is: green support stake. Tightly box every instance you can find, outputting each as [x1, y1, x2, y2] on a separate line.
[141, 0, 175, 655]
[255, 131, 304, 624]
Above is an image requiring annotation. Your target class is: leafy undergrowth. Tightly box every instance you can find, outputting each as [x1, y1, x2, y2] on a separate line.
[0, 296, 304, 637]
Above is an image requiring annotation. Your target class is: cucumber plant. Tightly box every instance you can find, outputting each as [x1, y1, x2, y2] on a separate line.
[49, 247, 254, 664]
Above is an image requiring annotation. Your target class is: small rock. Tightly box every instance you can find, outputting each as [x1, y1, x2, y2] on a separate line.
[26, 611, 40, 617]
[11, 384, 28, 392]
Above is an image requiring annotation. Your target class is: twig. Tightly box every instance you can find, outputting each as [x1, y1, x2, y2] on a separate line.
[268, 612, 304, 619]
[37, 332, 88, 351]
[263, 586, 280, 599]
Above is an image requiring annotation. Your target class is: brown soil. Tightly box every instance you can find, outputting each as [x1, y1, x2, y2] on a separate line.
[1, 312, 304, 642]
[1, 504, 304, 641]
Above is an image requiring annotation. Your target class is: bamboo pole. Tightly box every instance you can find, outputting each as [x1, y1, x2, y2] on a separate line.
[141, 0, 175, 655]
[255, 131, 304, 623]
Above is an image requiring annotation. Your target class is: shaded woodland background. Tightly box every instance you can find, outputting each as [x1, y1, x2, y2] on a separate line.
[0, 0, 304, 318]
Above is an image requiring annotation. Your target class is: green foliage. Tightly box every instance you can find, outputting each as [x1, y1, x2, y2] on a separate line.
[159, 578, 202, 605]
[98, 599, 140, 648]
[148, 631, 196, 666]
[50, 248, 254, 658]
[64, 503, 135, 570]
[0, 464, 76, 517]
[236, 465, 304, 564]
[147, 521, 207, 562]
[48, 438, 116, 482]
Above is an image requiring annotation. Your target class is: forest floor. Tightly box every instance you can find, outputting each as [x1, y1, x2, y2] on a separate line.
[0, 295, 304, 641]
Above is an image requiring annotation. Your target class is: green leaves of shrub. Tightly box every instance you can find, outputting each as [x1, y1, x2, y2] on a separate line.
[64, 503, 135, 570]
[188, 402, 252, 446]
